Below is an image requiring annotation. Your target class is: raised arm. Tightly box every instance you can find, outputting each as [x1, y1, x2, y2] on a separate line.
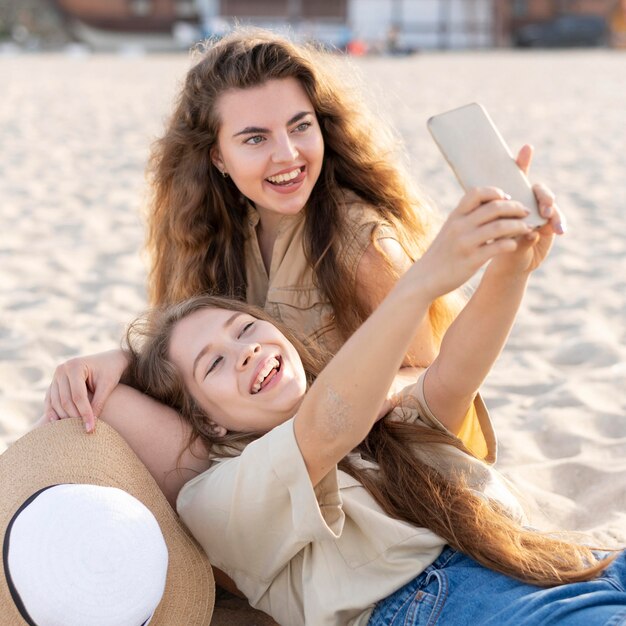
[423, 155, 564, 433]
[355, 237, 438, 367]
[294, 188, 533, 486]
[422, 248, 533, 434]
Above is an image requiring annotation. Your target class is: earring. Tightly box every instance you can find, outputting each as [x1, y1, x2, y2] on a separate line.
[207, 420, 227, 438]
[221, 170, 229, 179]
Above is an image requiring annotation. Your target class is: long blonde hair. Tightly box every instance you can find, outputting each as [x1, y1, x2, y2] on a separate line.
[127, 295, 615, 588]
[146, 27, 460, 353]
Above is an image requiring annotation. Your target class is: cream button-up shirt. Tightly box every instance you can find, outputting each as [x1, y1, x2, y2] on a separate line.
[178, 375, 514, 626]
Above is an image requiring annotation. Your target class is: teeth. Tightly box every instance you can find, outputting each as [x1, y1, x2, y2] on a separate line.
[251, 357, 280, 394]
[267, 168, 301, 184]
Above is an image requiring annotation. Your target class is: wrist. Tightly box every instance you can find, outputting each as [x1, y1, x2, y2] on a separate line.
[398, 257, 445, 305]
[479, 266, 530, 303]
[485, 261, 532, 283]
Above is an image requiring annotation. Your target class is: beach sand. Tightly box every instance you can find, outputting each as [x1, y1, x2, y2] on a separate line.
[0, 47, 624, 572]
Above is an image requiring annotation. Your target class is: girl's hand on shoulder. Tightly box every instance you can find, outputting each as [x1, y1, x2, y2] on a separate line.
[415, 187, 532, 300]
[44, 349, 130, 433]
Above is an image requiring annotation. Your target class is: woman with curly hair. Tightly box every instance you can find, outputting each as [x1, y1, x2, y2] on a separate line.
[43, 29, 559, 508]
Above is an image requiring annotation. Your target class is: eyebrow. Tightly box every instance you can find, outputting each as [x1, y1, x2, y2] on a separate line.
[191, 312, 244, 378]
[232, 111, 313, 138]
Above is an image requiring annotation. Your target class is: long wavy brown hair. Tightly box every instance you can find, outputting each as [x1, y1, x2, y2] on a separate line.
[127, 295, 615, 588]
[146, 27, 461, 354]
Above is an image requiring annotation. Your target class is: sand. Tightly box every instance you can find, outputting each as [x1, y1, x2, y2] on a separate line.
[1, 49, 624, 555]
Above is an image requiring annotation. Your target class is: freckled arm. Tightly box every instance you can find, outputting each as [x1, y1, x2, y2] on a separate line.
[294, 271, 432, 487]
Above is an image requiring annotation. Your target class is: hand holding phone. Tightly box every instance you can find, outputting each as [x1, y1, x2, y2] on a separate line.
[427, 103, 546, 228]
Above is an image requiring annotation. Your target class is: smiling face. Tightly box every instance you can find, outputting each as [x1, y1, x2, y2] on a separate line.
[168, 307, 308, 434]
[211, 78, 324, 231]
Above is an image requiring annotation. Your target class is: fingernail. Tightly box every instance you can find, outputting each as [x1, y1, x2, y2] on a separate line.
[555, 222, 565, 235]
[84, 422, 92, 433]
[503, 193, 512, 200]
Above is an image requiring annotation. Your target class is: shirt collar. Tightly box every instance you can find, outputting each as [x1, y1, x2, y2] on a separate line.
[245, 201, 305, 236]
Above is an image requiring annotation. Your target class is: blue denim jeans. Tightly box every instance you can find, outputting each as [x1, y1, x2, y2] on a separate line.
[368, 547, 626, 626]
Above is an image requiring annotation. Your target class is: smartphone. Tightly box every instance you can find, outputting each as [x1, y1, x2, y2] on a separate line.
[427, 102, 545, 228]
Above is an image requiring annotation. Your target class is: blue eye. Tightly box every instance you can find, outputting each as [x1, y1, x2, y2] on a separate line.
[244, 135, 264, 145]
[294, 121, 311, 132]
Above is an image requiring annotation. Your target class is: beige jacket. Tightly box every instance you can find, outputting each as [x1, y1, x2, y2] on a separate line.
[244, 194, 389, 356]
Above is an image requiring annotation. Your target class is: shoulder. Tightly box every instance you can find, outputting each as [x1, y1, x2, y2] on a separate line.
[358, 237, 412, 275]
[389, 372, 497, 464]
[336, 189, 405, 276]
[355, 234, 412, 308]
[338, 189, 388, 230]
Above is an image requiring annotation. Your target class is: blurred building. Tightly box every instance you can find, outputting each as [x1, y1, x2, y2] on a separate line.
[11, 0, 503, 51]
[501, 0, 617, 30]
[207, 0, 500, 50]
[49, 0, 201, 50]
[499, 0, 623, 47]
[201, 0, 625, 49]
[610, 0, 626, 47]
[52, 0, 199, 32]
[0, 0, 70, 47]
[3, 0, 623, 51]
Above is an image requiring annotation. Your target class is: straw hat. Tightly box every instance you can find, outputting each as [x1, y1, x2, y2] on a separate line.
[0, 419, 215, 625]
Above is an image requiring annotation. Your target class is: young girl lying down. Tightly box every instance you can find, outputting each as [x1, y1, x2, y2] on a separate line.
[127, 188, 625, 626]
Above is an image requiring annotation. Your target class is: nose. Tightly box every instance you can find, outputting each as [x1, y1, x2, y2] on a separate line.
[237, 342, 261, 370]
[272, 132, 298, 163]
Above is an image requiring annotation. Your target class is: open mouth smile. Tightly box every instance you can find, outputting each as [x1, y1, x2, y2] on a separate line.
[265, 166, 305, 187]
[250, 356, 283, 394]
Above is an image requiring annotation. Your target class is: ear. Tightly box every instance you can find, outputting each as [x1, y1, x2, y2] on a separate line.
[208, 420, 228, 438]
[210, 146, 225, 174]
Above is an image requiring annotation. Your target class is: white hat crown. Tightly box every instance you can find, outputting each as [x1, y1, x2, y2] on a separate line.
[0, 419, 214, 624]
[6, 483, 169, 626]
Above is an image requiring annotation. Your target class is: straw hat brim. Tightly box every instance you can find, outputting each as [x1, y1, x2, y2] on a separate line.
[0, 418, 214, 625]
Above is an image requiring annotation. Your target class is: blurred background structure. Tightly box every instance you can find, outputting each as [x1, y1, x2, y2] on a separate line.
[1, 0, 625, 52]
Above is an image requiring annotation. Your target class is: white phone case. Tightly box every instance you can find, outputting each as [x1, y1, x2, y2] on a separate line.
[427, 102, 545, 228]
